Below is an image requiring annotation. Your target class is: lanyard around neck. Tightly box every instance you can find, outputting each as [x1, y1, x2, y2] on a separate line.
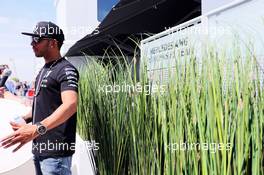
[34, 58, 60, 97]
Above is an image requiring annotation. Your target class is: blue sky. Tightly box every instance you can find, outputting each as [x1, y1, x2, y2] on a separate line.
[0, 0, 55, 82]
[0, 0, 119, 82]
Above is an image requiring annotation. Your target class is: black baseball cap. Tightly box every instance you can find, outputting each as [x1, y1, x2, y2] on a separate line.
[22, 21, 64, 43]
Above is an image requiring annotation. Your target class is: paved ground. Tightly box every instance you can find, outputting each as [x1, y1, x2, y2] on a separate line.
[0, 159, 35, 175]
[0, 158, 79, 175]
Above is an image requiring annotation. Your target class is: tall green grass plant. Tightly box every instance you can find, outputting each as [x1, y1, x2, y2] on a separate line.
[77, 47, 264, 174]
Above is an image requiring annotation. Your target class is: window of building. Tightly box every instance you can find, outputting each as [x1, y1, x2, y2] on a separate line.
[98, 0, 119, 22]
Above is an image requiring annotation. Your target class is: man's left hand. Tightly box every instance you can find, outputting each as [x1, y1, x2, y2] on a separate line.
[0, 124, 38, 152]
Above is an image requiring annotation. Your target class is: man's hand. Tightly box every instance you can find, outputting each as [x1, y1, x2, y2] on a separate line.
[0, 87, 5, 98]
[0, 124, 38, 152]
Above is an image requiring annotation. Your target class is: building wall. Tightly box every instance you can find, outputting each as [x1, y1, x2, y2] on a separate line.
[54, 0, 99, 55]
[202, 0, 236, 14]
[207, 0, 264, 59]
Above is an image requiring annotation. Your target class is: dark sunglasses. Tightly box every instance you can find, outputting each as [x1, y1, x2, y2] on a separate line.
[31, 37, 50, 44]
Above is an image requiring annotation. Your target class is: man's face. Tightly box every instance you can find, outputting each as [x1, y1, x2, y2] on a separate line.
[31, 37, 51, 57]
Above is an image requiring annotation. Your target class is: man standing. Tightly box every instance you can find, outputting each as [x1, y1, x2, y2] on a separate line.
[0, 65, 24, 101]
[0, 21, 79, 175]
[0, 65, 12, 98]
